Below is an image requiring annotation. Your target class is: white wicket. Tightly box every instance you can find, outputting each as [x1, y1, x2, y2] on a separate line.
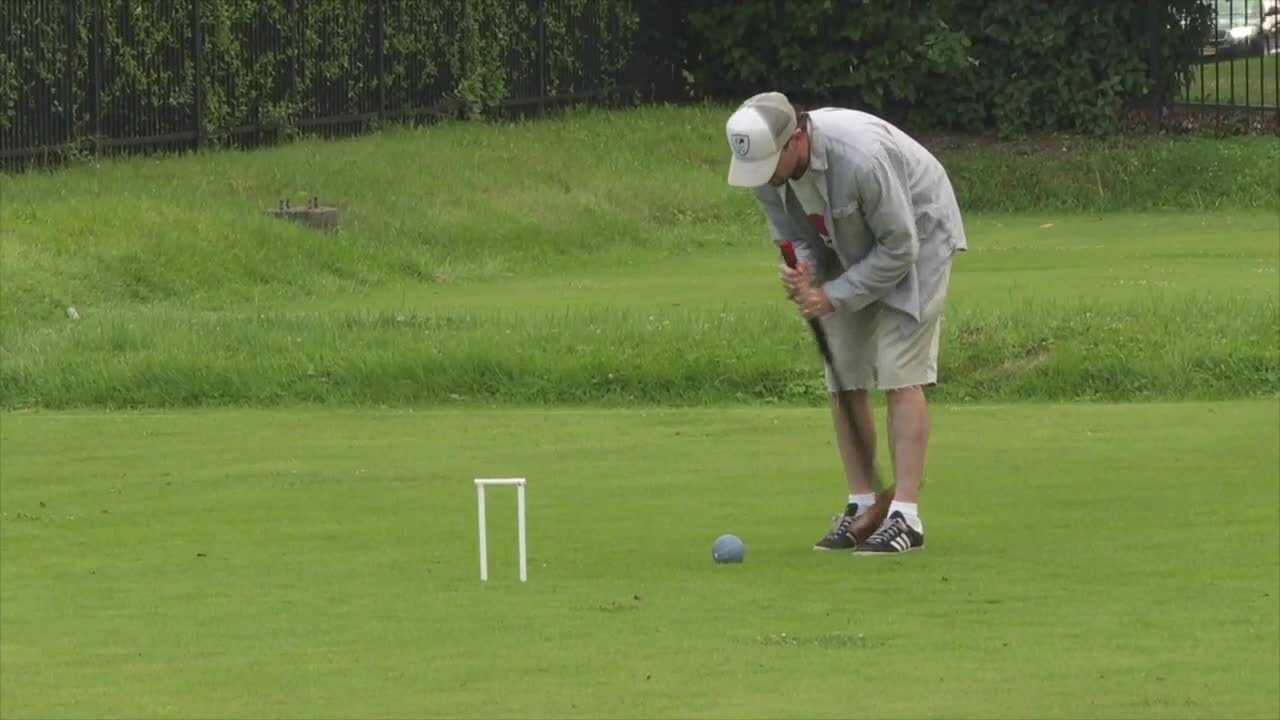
[474, 477, 527, 582]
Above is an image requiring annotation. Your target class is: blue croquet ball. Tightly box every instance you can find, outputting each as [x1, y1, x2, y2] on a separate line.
[712, 534, 746, 564]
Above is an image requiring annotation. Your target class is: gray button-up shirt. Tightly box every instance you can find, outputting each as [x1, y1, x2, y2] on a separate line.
[753, 108, 968, 325]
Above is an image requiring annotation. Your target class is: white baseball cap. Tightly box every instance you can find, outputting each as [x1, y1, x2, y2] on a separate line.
[725, 91, 797, 187]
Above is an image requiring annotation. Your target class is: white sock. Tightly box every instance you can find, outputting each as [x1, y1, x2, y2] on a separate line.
[889, 501, 923, 533]
[848, 493, 875, 516]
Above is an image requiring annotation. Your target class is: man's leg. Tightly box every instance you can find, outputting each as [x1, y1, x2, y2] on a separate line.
[812, 310, 883, 551]
[853, 383, 931, 555]
[828, 389, 896, 544]
[885, 385, 928, 505]
[831, 389, 876, 496]
[853, 278, 948, 555]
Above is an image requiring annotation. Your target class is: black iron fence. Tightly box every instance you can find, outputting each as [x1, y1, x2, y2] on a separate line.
[3, 0, 1275, 169]
[0, 0, 682, 168]
[1169, 0, 1280, 118]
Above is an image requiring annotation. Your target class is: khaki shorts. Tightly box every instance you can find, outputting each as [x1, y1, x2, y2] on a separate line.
[818, 264, 951, 392]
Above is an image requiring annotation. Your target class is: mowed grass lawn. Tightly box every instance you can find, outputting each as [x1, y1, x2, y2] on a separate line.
[1, 401, 1278, 719]
[1, 104, 1278, 719]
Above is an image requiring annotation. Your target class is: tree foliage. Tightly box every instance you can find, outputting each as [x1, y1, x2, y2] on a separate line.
[684, 0, 1215, 135]
[0, 0, 640, 145]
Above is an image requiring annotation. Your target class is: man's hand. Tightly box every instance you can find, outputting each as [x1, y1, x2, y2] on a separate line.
[795, 285, 834, 318]
[780, 259, 813, 300]
[780, 259, 834, 318]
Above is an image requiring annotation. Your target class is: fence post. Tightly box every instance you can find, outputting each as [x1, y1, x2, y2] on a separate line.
[192, 0, 204, 149]
[66, 0, 76, 151]
[538, 0, 546, 114]
[461, 0, 469, 89]
[91, 0, 102, 143]
[376, 0, 385, 121]
[670, 0, 685, 102]
[1148, 0, 1161, 131]
[287, 0, 297, 103]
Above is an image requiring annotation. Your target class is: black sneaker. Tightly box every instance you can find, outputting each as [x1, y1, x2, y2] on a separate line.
[813, 508, 860, 551]
[853, 511, 924, 555]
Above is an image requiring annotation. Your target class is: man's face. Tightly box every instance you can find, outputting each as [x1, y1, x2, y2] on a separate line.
[767, 130, 804, 186]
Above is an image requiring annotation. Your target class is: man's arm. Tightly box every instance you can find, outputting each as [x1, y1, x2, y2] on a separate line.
[753, 185, 825, 271]
[821, 148, 919, 314]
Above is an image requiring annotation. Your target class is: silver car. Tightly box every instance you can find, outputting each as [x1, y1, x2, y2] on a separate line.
[1208, 0, 1280, 57]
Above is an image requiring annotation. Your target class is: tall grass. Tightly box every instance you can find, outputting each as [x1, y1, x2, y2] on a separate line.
[2, 293, 1275, 409]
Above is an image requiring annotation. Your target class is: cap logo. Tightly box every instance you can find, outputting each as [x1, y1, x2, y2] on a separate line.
[731, 133, 750, 158]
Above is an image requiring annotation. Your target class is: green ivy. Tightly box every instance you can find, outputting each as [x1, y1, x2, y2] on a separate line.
[684, 0, 1215, 137]
[0, 0, 641, 149]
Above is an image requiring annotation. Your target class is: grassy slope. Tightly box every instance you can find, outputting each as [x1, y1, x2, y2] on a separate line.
[1, 212, 1276, 407]
[1, 401, 1277, 719]
[1, 106, 1277, 408]
[1, 104, 1277, 323]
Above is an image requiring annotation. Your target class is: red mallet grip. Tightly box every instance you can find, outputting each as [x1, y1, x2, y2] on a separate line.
[779, 240, 799, 269]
